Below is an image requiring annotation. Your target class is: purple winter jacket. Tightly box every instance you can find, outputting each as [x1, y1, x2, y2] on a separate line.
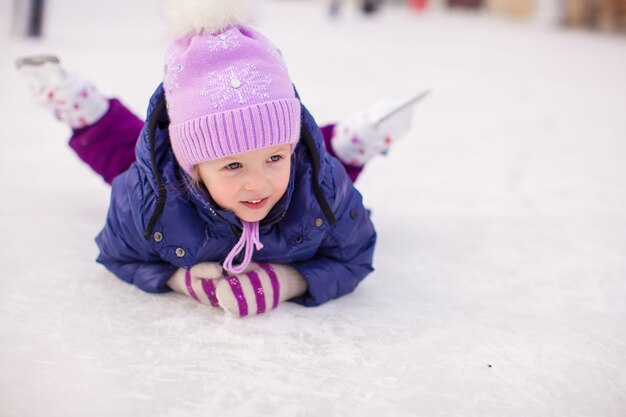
[95, 85, 376, 306]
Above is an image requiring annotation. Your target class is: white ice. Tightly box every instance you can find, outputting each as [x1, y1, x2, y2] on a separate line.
[1, 1, 625, 416]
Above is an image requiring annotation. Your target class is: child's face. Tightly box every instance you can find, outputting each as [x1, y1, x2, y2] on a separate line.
[197, 144, 292, 222]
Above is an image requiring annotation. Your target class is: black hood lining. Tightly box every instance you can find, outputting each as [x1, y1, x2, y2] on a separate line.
[298, 124, 337, 226]
[143, 98, 168, 240]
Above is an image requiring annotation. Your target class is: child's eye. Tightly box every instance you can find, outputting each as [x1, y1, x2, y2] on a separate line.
[225, 162, 241, 170]
[267, 155, 283, 163]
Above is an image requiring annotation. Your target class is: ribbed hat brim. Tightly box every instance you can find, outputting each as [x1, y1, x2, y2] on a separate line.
[170, 98, 301, 176]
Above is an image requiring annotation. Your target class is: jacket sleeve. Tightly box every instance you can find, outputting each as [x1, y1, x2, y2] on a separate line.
[290, 159, 377, 307]
[95, 165, 176, 293]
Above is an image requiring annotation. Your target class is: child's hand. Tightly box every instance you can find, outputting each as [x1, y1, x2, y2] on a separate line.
[168, 262, 308, 317]
[215, 263, 307, 318]
[167, 262, 223, 307]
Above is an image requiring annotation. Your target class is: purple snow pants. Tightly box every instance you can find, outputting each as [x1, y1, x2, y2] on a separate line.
[69, 98, 363, 184]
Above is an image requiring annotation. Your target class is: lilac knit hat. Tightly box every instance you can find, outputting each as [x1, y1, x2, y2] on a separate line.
[161, 1, 301, 274]
[163, 25, 301, 177]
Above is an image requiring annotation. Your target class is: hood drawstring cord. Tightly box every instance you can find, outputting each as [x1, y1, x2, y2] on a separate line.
[223, 221, 264, 274]
[144, 98, 168, 240]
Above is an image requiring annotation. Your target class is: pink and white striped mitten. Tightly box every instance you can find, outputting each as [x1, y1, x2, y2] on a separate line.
[168, 262, 307, 317]
[215, 263, 307, 317]
[167, 262, 223, 307]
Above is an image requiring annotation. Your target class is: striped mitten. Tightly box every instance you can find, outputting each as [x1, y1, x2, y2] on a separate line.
[215, 263, 308, 317]
[167, 262, 223, 307]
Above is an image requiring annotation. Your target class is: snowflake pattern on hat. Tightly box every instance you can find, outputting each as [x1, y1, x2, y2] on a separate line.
[200, 64, 272, 109]
[164, 24, 301, 183]
[164, 50, 184, 95]
[207, 29, 242, 52]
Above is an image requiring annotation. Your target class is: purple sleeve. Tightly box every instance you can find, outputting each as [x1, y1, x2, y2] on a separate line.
[69, 98, 144, 184]
[320, 124, 363, 183]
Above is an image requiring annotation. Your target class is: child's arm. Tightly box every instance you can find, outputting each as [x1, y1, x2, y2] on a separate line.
[291, 168, 377, 307]
[95, 165, 177, 293]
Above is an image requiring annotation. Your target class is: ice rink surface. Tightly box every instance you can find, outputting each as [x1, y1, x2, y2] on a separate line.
[1, 1, 626, 416]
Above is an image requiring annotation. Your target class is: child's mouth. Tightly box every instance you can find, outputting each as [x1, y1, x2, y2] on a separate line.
[241, 197, 268, 210]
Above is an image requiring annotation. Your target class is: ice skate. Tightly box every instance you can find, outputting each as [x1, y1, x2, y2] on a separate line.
[16, 54, 109, 129]
[331, 90, 430, 166]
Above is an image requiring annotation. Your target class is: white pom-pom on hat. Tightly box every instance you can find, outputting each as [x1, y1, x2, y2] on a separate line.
[162, 0, 254, 38]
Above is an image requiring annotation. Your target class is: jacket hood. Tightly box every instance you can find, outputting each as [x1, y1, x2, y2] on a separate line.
[134, 84, 173, 193]
[136, 84, 334, 241]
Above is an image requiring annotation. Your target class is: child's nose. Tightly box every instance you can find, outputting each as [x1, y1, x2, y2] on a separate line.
[243, 170, 267, 191]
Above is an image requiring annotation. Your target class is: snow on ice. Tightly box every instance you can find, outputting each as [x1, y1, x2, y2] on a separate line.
[1, 1, 625, 416]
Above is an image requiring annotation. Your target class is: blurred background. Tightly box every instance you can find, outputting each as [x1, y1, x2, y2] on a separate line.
[8, 0, 626, 37]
